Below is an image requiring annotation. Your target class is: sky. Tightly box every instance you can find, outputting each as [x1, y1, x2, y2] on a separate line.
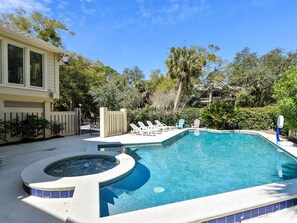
[1, 0, 297, 78]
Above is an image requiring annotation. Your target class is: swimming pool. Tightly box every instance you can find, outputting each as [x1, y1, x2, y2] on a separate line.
[100, 131, 297, 217]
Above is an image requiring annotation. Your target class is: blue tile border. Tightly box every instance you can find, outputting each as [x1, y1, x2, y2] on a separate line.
[202, 198, 297, 223]
[23, 184, 74, 198]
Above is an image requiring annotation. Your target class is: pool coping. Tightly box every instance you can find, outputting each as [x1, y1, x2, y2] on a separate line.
[21, 151, 135, 193]
[96, 129, 297, 223]
[21, 128, 297, 223]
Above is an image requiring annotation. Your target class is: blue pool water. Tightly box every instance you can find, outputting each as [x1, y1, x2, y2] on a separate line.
[100, 131, 297, 217]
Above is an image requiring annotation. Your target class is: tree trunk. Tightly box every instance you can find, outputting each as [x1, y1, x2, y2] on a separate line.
[208, 90, 212, 106]
[174, 81, 183, 111]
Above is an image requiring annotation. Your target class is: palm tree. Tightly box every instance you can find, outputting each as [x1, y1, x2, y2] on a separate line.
[166, 47, 205, 110]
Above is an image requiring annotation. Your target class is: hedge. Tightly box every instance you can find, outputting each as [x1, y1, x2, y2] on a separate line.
[128, 105, 282, 132]
[128, 107, 202, 128]
[236, 106, 278, 130]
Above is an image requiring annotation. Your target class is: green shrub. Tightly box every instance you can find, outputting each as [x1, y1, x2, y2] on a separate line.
[128, 104, 282, 132]
[11, 115, 50, 139]
[128, 106, 202, 128]
[236, 106, 277, 130]
[200, 101, 237, 130]
[0, 119, 10, 143]
[9, 115, 64, 140]
[177, 108, 202, 126]
[50, 122, 65, 135]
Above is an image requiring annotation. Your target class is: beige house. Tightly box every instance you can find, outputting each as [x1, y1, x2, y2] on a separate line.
[0, 20, 65, 115]
[0, 21, 80, 142]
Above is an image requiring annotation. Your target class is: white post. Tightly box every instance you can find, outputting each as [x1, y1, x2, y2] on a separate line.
[120, 108, 127, 133]
[44, 101, 51, 138]
[74, 108, 81, 135]
[100, 107, 109, 138]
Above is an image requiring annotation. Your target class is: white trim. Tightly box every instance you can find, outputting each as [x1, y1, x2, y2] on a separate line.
[54, 53, 59, 94]
[29, 50, 45, 89]
[1, 39, 7, 85]
[1, 36, 49, 90]
[4, 107, 43, 113]
[7, 41, 25, 86]
[0, 39, 1, 84]
[0, 83, 48, 92]
[0, 25, 66, 54]
[43, 52, 47, 90]
[24, 47, 30, 87]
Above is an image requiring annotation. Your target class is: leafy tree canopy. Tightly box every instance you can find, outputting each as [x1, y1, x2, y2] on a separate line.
[165, 45, 220, 110]
[1, 8, 74, 47]
[228, 47, 297, 107]
[274, 66, 297, 129]
[55, 54, 115, 117]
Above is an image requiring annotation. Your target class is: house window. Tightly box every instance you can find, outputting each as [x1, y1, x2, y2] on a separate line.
[30, 51, 43, 87]
[8, 44, 24, 84]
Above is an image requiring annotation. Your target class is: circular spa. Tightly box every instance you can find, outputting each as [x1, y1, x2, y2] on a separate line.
[45, 155, 118, 177]
[21, 151, 135, 199]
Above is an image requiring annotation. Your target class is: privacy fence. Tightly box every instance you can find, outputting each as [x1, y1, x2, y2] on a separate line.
[100, 107, 127, 138]
[0, 108, 81, 144]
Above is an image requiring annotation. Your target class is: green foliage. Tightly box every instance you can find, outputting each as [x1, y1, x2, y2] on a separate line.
[166, 46, 207, 110]
[0, 119, 10, 143]
[11, 115, 50, 139]
[1, 8, 74, 47]
[128, 107, 202, 128]
[274, 66, 297, 129]
[50, 122, 64, 135]
[122, 66, 145, 87]
[9, 115, 64, 140]
[128, 105, 279, 132]
[56, 54, 113, 117]
[178, 108, 202, 125]
[146, 69, 164, 93]
[89, 66, 146, 111]
[200, 101, 237, 130]
[164, 45, 221, 110]
[121, 87, 144, 109]
[89, 81, 122, 111]
[228, 47, 297, 107]
[155, 76, 177, 93]
[236, 106, 277, 130]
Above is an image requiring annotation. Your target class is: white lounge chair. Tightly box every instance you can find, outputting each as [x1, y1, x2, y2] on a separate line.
[130, 123, 152, 136]
[155, 120, 174, 130]
[138, 121, 157, 135]
[191, 119, 200, 129]
[146, 121, 164, 133]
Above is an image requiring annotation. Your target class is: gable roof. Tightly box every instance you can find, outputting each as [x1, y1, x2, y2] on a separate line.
[0, 20, 66, 54]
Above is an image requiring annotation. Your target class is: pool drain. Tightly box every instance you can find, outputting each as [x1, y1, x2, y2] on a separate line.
[153, 187, 165, 193]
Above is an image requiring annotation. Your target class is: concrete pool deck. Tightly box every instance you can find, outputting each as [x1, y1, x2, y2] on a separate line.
[0, 129, 297, 222]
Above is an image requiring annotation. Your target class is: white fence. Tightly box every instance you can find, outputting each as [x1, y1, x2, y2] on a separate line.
[1, 108, 81, 144]
[100, 107, 127, 138]
[50, 111, 78, 136]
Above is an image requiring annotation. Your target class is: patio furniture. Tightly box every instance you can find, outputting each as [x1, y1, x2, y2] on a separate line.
[155, 120, 174, 130]
[176, 119, 185, 129]
[130, 123, 152, 136]
[138, 121, 157, 135]
[146, 121, 165, 133]
[191, 119, 200, 129]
